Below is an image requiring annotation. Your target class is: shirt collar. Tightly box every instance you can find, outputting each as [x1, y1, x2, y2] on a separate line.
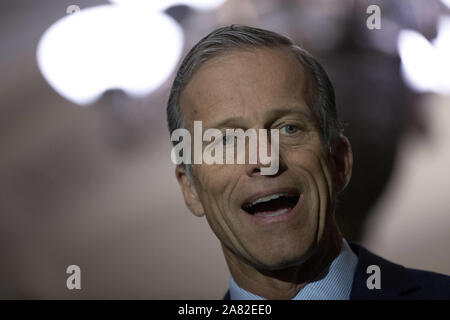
[229, 239, 358, 300]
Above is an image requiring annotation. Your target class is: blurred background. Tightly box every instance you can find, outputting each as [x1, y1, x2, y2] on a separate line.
[0, 0, 449, 299]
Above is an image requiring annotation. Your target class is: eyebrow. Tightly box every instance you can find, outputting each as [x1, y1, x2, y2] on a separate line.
[265, 108, 314, 123]
[206, 117, 248, 130]
[205, 107, 314, 130]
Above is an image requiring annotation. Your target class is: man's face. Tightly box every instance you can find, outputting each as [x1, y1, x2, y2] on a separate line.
[177, 47, 351, 270]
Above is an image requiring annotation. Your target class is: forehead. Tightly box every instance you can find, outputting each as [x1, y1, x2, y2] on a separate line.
[180, 47, 312, 127]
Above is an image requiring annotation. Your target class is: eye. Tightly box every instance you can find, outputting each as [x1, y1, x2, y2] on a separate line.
[222, 134, 235, 145]
[280, 124, 299, 135]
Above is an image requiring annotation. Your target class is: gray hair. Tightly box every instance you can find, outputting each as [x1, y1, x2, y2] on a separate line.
[167, 25, 344, 176]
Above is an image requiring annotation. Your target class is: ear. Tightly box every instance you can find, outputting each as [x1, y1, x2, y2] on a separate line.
[175, 166, 205, 217]
[330, 135, 353, 193]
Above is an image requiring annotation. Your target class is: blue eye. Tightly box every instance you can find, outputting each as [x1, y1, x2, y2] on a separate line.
[280, 125, 298, 134]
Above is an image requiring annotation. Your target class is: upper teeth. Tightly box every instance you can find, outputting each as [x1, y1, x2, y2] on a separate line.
[245, 193, 290, 208]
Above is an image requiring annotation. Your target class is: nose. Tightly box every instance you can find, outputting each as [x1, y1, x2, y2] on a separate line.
[246, 157, 286, 177]
[244, 130, 285, 177]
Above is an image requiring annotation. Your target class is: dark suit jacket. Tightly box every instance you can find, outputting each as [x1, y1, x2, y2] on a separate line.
[223, 243, 450, 300]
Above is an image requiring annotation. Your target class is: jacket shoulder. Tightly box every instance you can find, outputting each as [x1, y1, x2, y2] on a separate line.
[406, 267, 450, 298]
[350, 243, 450, 300]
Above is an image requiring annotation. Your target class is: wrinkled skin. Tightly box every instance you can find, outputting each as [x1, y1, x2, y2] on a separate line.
[175, 47, 353, 299]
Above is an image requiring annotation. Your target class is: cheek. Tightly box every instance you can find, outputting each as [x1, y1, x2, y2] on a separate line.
[284, 148, 334, 233]
[284, 147, 333, 193]
[194, 165, 248, 252]
[194, 164, 240, 213]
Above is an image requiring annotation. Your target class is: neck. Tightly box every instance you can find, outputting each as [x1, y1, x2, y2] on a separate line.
[223, 224, 342, 300]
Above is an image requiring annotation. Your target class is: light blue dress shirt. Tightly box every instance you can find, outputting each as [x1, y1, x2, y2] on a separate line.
[229, 239, 358, 300]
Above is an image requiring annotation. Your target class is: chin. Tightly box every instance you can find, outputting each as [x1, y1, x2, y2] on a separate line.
[251, 243, 315, 271]
[254, 256, 305, 271]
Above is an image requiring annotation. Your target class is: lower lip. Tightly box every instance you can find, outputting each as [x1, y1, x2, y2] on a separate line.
[243, 194, 302, 225]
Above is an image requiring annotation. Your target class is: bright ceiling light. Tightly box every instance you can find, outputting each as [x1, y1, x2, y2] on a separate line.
[398, 16, 450, 95]
[441, 0, 450, 9]
[37, 4, 185, 105]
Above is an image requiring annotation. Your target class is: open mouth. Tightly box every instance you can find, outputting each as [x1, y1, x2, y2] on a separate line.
[241, 191, 300, 218]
